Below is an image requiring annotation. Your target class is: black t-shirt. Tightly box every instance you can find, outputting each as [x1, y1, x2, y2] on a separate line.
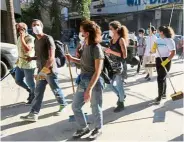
[34, 34, 57, 72]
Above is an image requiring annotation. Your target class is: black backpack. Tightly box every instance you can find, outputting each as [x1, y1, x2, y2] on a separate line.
[54, 40, 66, 68]
[90, 45, 114, 84]
[101, 54, 114, 84]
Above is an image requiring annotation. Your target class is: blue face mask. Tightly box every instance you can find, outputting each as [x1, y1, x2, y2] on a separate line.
[156, 33, 160, 38]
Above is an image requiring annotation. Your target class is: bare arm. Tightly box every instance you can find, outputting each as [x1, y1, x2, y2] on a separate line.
[168, 50, 176, 60]
[20, 36, 33, 52]
[86, 59, 104, 91]
[119, 38, 127, 58]
[45, 48, 55, 68]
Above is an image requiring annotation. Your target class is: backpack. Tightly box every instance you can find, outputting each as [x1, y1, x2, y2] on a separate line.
[90, 45, 115, 84]
[54, 40, 66, 68]
[45, 35, 66, 68]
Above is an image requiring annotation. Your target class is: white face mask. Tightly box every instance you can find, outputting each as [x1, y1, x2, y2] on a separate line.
[33, 26, 43, 35]
[139, 34, 143, 37]
[79, 32, 85, 41]
[109, 30, 114, 37]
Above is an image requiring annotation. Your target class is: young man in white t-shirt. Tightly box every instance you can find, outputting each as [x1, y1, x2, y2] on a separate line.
[143, 26, 157, 81]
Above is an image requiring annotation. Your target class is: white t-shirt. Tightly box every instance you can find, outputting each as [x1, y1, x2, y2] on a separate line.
[144, 35, 157, 56]
[155, 38, 176, 58]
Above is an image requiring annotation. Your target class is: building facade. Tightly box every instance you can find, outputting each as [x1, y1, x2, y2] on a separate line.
[69, 0, 183, 35]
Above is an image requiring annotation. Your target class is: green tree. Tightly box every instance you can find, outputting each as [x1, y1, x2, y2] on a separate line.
[71, 0, 91, 20]
[50, 0, 62, 40]
[21, 0, 43, 28]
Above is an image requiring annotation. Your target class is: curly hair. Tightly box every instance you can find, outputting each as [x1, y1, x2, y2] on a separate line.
[80, 20, 102, 45]
[109, 21, 129, 44]
[159, 26, 175, 38]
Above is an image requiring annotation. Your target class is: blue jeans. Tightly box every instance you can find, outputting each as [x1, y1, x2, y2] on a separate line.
[111, 74, 125, 102]
[31, 72, 67, 114]
[72, 73, 104, 129]
[15, 66, 35, 96]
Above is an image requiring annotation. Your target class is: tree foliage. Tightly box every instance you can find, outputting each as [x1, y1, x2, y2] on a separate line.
[71, 0, 91, 20]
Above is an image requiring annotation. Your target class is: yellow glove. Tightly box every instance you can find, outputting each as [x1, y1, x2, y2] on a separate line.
[161, 58, 170, 67]
[15, 59, 19, 65]
[35, 67, 51, 81]
[151, 43, 157, 53]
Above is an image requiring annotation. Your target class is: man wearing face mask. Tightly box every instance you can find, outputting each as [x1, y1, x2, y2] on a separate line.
[15, 22, 36, 105]
[143, 26, 157, 81]
[20, 19, 67, 122]
[136, 28, 146, 74]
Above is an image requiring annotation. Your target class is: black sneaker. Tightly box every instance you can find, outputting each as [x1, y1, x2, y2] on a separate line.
[73, 127, 90, 139]
[154, 97, 161, 105]
[26, 89, 31, 100]
[146, 77, 151, 81]
[25, 96, 35, 106]
[114, 102, 124, 113]
[145, 74, 149, 79]
[162, 95, 166, 99]
[88, 128, 102, 141]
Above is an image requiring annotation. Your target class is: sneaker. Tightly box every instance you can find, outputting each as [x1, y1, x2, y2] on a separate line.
[153, 97, 161, 105]
[114, 102, 124, 113]
[162, 95, 166, 99]
[20, 113, 38, 122]
[26, 89, 31, 100]
[73, 127, 90, 139]
[144, 74, 149, 79]
[146, 77, 151, 81]
[25, 96, 35, 106]
[88, 128, 102, 140]
[54, 105, 65, 116]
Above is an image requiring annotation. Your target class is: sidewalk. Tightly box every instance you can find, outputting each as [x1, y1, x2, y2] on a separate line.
[0, 57, 183, 141]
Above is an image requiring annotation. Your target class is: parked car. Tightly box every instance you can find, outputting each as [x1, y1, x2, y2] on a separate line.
[1, 42, 18, 78]
[101, 31, 138, 65]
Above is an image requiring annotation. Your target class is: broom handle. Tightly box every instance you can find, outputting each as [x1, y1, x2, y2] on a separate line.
[149, 23, 152, 63]
[156, 48, 176, 93]
[65, 45, 75, 94]
[169, 4, 175, 27]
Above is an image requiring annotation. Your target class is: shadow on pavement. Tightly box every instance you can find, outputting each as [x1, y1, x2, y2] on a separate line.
[103, 100, 153, 125]
[1, 94, 73, 122]
[1, 99, 154, 141]
[169, 134, 184, 141]
[153, 99, 183, 123]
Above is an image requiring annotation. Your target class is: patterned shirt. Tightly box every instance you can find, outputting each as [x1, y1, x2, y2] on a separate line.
[17, 34, 37, 69]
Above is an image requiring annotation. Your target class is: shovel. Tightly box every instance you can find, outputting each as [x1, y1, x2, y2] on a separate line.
[157, 48, 183, 101]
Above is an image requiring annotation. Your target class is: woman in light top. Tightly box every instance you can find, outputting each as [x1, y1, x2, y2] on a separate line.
[151, 26, 176, 104]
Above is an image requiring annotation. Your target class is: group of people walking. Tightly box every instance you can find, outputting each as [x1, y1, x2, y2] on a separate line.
[14, 18, 176, 140]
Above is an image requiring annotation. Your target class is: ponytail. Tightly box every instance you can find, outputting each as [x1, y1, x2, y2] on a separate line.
[159, 26, 175, 39]
[164, 26, 175, 39]
[120, 25, 129, 45]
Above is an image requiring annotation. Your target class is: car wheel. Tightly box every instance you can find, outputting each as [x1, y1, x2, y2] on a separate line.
[1, 61, 8, 79]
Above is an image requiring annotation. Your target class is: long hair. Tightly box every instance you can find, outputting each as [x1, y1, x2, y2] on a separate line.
[159, 26, 175, 38]
[109, 21, 129, 44]
[80, 20, 102, 45]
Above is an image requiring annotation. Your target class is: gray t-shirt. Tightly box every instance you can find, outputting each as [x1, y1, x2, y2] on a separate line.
[80, 44, 104, 74]
[34, 34, 57, 72]
[137, 37, 146, 56]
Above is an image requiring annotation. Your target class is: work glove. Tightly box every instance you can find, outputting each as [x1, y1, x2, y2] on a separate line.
[161, 58, 170, 67]
[35, 67, 51, 81]
[151, 43, 157, 53]
[15, 59, 19, 65]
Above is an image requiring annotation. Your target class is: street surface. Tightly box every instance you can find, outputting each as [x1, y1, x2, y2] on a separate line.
[0, 49, 184, 141]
